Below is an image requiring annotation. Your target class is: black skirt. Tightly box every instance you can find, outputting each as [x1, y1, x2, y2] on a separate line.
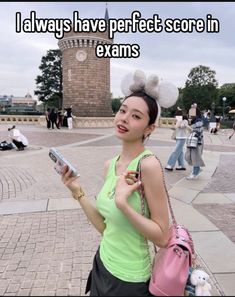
[85, 248, 154, 296]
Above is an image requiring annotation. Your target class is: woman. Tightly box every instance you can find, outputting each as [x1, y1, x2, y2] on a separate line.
[60, 70, 178, 296]
[185, 108, 205, 180]
[8, 125, 28, 151]
[165, 115, 191, 171]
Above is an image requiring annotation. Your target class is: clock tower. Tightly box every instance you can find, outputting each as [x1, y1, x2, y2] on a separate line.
[58, 7, 113, 117]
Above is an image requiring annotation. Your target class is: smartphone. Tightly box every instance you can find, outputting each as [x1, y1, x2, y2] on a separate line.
[49, 147, 80, 177]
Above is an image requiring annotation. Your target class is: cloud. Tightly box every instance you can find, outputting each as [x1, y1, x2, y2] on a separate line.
[0, 2, 235, 100]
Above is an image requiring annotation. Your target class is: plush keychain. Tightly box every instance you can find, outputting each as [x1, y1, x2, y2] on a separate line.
[190, 269, 212, 296]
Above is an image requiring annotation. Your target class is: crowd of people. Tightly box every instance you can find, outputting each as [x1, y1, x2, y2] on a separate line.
[164, 102, 235, 180]
[45, 105, 74, 130]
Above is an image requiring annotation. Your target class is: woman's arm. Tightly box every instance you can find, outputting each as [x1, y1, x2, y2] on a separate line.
[183, 120, 192, 132]
[115, 156, 170, 248]
[175, 119, 181, 129]
[61, 164, 107, 235]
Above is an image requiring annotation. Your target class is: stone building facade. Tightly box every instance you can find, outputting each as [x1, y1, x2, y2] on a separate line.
[58, 10, 113, 117]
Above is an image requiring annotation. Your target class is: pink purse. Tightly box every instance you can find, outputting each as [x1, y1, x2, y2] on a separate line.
[138, 154, 196, 296]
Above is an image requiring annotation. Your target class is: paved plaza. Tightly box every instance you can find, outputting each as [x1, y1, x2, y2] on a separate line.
[0, 123, 235, 296]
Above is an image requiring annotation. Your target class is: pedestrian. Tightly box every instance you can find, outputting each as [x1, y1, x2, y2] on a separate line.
[165, 115, 191, 171]
[8, 125, 28, 151]
[57, 108, 63, 128]
[49, 108, 60, 129]
[228, 120, 235, 140]
[59, 70, 178, 296]
[203, 110, 210, 130]
[65, 105, 73, 129]
[188, 103, 197, 123]
[215, 115, 221, 131]
[45, 108, 51, 129]
[62, 109, 68, 127]
[185, 108, 205, 180]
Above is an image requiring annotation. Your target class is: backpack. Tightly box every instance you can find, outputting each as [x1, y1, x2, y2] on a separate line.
[0, 141, 14, 150]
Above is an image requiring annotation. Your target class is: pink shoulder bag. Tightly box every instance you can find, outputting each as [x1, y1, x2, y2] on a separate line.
[137, 154, 196, 296]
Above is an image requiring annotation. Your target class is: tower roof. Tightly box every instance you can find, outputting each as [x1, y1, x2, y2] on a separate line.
[104, 4, 109, 21]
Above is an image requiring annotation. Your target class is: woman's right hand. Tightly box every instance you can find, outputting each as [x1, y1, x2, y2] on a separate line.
[61, 165, 81, 194]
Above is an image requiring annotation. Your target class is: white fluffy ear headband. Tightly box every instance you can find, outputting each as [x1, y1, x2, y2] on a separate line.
[121, 69, 179, 119]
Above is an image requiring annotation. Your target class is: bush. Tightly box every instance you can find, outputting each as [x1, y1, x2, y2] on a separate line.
[111, 98, 122, 114]
[220, 120, 234, 129]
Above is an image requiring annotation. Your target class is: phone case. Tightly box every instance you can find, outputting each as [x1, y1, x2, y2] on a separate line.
[49, 148, 79, 177]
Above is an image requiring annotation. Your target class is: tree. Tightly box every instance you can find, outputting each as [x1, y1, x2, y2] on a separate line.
[182, 65, 218, 112]
[35, 49, 62, 109]
[218, 83, 235, 110]
[111, 98, 122, 114]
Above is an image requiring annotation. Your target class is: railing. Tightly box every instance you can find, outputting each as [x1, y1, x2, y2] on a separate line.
[0, 115, 176, 128]
[0, 115, 40, 124]
[159, 117, 176, 127]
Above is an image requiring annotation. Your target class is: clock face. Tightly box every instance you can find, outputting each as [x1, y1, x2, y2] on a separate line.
[76, 50, 87, 62]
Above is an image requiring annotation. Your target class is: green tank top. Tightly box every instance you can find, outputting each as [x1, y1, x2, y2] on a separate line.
[96, 149, 152, 282]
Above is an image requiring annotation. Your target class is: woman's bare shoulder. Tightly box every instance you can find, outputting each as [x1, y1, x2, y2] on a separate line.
[140, 155, 163, 175]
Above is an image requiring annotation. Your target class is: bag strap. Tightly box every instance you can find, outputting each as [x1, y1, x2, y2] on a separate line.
[137, 154, 177, 225]
[137, 154, 196, 262]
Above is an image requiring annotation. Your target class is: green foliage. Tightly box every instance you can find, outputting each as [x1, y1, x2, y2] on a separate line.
[35, 49, 63, 107]
[111, 98, 122, 114]
[182, 65, 218, 111]
[218, 83, 235, 110]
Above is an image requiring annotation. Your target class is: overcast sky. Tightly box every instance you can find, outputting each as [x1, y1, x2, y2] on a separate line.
[0, 1, 235, 101]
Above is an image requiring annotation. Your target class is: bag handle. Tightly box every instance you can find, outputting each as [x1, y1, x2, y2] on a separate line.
[137, 154, 177, 225]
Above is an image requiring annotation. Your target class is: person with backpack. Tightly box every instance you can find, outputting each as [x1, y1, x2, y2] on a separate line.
[58, 70, 179, 296]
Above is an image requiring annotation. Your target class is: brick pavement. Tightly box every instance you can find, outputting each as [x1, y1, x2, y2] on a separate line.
[194, 203, 235, 244]
[203, 155, 235, 193]
[194, 154, 235, 244]
[0, 124, 235, 295]
[0, 210, 100, 296]
[0, 130, 99, 148]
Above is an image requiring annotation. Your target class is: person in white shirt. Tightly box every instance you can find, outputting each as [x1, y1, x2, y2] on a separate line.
[8, 126, 28, 151]
[165, 115, 191, 171]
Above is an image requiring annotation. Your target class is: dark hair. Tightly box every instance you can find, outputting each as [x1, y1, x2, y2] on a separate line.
[124, 91, 158, 125]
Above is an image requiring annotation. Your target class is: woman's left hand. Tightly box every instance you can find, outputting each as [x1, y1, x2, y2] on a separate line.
[115, 170, 141, 210]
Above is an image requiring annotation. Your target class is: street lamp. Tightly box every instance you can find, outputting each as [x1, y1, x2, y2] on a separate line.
[222, 97, 227, 119]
